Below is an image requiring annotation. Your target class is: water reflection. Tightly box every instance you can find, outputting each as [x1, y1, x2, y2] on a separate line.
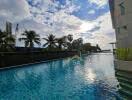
[84, 68, 96, 82]
[0, 53, 122, 100]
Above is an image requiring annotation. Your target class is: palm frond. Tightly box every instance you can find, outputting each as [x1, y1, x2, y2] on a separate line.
[34, 40, 41, 45]
[43, 38, 49, 41]
[43, 42, 49, 47]
[19, 38, 27, 41]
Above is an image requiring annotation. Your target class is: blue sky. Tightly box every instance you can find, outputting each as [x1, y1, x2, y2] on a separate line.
[0, 0, 116, 49]
[72, 0, 109, 20]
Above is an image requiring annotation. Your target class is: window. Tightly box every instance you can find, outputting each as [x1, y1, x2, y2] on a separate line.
[119, 2, 125, 15]
[117, 27, 120, 33]
[116, 26, 127, 33]
[123, 25, 127, 30]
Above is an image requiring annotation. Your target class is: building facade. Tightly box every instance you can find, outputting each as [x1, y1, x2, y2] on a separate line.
[6, 21, 12, 35]
[6, 21, 16, 47]
[109, 0, 132, 99]
[109, 0, 132, 48]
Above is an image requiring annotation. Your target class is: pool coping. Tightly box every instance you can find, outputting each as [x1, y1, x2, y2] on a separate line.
[114, 59, 132, 73]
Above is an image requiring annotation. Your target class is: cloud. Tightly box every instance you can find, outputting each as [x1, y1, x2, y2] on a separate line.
[88, 10, 95, 14]
[83, 12, 116, 49]
[88, 0, 108, 8]
[0, 0, 30, 22]
[0, 0, 115, 49]
[78, 21, 98, 33]
[88, 26, 100, 32]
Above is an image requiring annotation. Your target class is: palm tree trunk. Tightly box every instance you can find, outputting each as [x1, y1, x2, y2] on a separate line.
[29, 42, 34, 62]
[59, 44, 62, 50]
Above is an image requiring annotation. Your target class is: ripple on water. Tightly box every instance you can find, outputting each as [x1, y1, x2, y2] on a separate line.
[0, 53, 122, 100]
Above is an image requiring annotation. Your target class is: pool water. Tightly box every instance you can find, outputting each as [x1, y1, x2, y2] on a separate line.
[0, 53, 122, 100]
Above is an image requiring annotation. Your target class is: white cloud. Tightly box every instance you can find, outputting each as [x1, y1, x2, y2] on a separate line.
[79, 21, 97, 33]
[88, 0, 108, 8]
[0, 0, 115, 49]
[88, 10, 95, 14]
[83, 12, 116, 49]
[0, 0, 30, 22]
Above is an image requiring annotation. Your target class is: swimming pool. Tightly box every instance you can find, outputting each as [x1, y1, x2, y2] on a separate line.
[0, 53, 122, 100]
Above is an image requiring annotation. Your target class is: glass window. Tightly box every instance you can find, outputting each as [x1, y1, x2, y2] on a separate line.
[119, 2, 125, 15]
[123, 25, 127, 30]
[117, 27, 120, 33]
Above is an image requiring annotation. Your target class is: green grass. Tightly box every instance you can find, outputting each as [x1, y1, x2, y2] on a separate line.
[116, 48, 132, 61]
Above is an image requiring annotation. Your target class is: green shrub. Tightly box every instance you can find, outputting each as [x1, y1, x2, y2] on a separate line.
[116, 48, 132, 61]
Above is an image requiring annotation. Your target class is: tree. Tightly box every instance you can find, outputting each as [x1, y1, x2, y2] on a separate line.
[43, 34, 57, 49]
[72, 38, 83, 51]
[67, 34, 73, 43]
[0, 30, 6, 49]
[0, 30, 15, 51]
[67, 34, 73, 50]
[19, 30, 41, 48]
[56, 36, 67, 50]
[83, 43, 92, 51]
[77, 38, 83, 50]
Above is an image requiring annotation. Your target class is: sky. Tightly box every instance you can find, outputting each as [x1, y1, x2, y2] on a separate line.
[0, 0, 116, 49]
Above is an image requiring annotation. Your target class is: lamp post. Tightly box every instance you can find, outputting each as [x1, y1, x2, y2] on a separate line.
[109, 42, 116, 54]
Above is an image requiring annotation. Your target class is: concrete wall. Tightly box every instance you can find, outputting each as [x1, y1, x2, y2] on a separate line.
[109, 0, 132, 48]
[114, 59, 132, 72]
[109, 1, 132, 97]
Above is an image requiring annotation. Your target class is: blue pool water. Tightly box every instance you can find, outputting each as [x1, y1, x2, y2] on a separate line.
[0, 53, 122, 100]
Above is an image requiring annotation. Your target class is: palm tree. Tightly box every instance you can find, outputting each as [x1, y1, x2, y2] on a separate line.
[67, 34, 73, 43]
[67, 34, 73, 50]
[0, 30, 5, 49]
[43, 34, 57, 49]
[19, 30, 41, 48]
[56, 36, 67, 50]
[0, 30, 15, 51]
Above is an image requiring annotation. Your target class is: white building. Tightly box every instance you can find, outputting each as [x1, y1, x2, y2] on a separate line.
[109, 0, 132, 99]
[6, 21, 16, 47]
[109, 0, 132, 48]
